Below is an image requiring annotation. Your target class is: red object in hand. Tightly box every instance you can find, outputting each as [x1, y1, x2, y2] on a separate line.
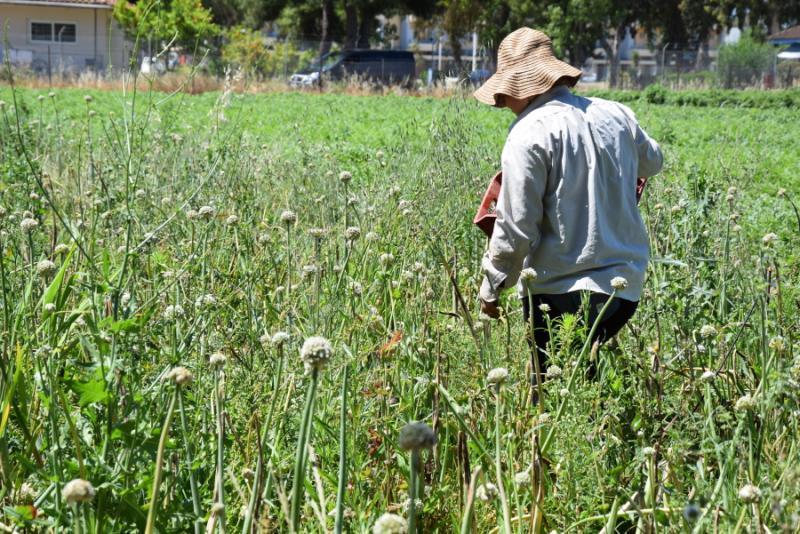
[636, 177, 647, 203]
[474, 171, 502, 238]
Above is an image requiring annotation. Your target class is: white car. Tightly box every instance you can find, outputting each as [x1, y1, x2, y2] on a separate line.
[289, 71, 319, 87]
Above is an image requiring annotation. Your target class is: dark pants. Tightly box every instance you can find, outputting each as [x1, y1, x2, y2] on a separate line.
[521, 291, 638, 380]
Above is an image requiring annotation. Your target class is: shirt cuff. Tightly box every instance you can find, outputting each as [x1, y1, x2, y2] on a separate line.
[480, 277, 500, 302]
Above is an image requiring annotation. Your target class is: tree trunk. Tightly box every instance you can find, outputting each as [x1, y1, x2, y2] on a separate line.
[344, 1, 357, 50]
[356, 6, 375, 49]
[603, 24, 626, 89]
[450, 34, 463, 76]
[317, 0, 333, 89]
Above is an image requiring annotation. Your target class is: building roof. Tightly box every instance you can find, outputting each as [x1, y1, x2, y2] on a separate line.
[0, 0, 115, 7]
[768, 25, 800, 43]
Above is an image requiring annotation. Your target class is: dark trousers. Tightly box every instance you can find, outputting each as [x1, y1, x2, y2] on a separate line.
[521, 291, 638, 379]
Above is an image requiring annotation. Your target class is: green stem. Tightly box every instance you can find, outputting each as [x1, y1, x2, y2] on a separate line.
[144, 388, 178, 534]
[409, 448, 419, 534]
[178, 391, 202, 534]
[290, 369, 318, 532]
[334, 364, 349, 534]
[495, 385, 512, 534]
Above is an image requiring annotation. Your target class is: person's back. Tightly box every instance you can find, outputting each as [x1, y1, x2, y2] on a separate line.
[503, 88, 662, 302]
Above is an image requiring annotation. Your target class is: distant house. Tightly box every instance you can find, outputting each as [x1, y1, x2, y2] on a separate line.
[0, 0, 130, 74]
[768, 25, 800, 60]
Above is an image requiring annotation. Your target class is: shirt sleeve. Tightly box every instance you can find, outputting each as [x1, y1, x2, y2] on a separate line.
[480, 134, 549, 302]
[618, 103, 663, 178]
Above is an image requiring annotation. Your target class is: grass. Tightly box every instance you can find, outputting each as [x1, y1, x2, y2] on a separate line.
[0, 78, 798, 533]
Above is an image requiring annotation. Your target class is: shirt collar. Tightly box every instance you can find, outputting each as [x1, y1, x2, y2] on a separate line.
[510, 85, 572, 128]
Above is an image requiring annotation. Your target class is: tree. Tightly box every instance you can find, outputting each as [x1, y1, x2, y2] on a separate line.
[113, 0, 219, 57]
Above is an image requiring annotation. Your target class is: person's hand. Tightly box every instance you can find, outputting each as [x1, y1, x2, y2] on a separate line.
[480, 298, 501, 319]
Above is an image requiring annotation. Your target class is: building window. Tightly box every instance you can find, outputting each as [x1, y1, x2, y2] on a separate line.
[30, 22, 77, 43]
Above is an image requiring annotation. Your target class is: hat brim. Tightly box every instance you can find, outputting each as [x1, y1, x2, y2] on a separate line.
[474, 57, 582, 107]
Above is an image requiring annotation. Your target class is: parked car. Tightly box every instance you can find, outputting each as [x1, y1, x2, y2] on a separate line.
[290, 49, 416, 87]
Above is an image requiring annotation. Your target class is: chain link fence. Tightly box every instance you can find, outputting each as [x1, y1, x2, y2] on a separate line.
[3, 30, 799, 91]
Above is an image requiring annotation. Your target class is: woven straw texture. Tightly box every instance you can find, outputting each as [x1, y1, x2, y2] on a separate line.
[474, 28, 582, 107]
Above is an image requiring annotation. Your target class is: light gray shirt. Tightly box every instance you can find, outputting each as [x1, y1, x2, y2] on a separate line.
[480, 85, 663, 303]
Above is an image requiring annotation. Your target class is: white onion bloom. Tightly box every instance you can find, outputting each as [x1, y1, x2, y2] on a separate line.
[700, 370, 716, 382]
[62, 478, 95, 504]
[538, 303, 551, 313]
[209, 352, 227, 367]
[699, 325, 717, 338]
[379, 253, 394, 267]
[163, 304, 185, 320]
[36, 259, 56, 277]
[166, 366, 194, 385]
[195, 294, 217, 309]
[54, 244, 70, 255]
[339, 171, 352, 183]
[476, 482, 498, 501]
[642, 446, 656, 457]
[345, 226, 361, 241]
[280, 210, 297, 225]
[372, 513, 407, 534]
[514, 470, 531, 486]
[761, 232, 778, 246]
[44, 303, 56, 312]
[545, 365, 562, 379]
[398, 422, 437, 451]
[735, 394, 756, 412]
[300, 336, 333, 373]
[738, 483, 761, 503]
[225, 214, 239, 226]
[271, 331, 290, 346]
[610, 277, 628, 290]
[198, 205, 215, 220]
[486, 367, 509, 385]
[520, 268, 538, 282]
[308, 227, 328, 239]
[769, 336, 786, 352]
[21, 217, 39, 233]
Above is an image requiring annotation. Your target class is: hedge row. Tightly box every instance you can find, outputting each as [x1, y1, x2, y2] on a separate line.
[581, 84, 800, 108]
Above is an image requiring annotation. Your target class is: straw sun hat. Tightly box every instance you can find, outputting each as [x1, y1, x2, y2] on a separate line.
[474, 28, 582, 107]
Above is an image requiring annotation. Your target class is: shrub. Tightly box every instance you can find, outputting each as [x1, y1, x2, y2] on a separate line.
[716, 32, 777, 89]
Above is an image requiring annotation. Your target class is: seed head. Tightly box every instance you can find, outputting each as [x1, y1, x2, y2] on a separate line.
[345, 226, 361, 241]
[514, 470, 531, 486]
[398, 421, 437, 451]
[36, 259, 56, 277]
[372, 513, 407, 534]
[366, 231, 380, 242]
[54, 243, 70, 255]
[486, 367, 509, 385]
[280, 210, 297, 225]
[545, 365, 562, 379]
[209, 352, 227, 367]
[195, 294, 217, 309]
[610, 276, 628, 290]
[163, 304, 185, 320]
[271, 331, 291, 346]
[642, 446, 656, 457]
[166, 366, 194, 385]
[198, 206, 215, 220]
[308, 227, 328, 239]
[735, 394, 756, 412]
[738, 483, 761, 503]
[769, 336, 786, 352]
[83, 95, 92, 103]
[520, 268, 538, 282]
[21, 217, 39, 233]
[225, 214, 239, 226]
[762, 232, 778, 246]
[379, 253, 394, 267]
[700, 370, 716, 382]
[699, 325, 717, 338]
[62, 478, 95, 504]
[339, 171, 352, 183]
[777, 188, 786, 198]
[300, 336, 333, 373]
[476, 482, 498, 501]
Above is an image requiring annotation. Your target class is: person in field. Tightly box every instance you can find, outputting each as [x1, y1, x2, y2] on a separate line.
[475, 28, 663, 380]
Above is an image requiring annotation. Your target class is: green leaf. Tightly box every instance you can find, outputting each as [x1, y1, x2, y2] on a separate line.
[71, 378, 109, 407]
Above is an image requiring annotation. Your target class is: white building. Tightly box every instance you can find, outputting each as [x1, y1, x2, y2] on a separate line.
[0, 0, 130, 74]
